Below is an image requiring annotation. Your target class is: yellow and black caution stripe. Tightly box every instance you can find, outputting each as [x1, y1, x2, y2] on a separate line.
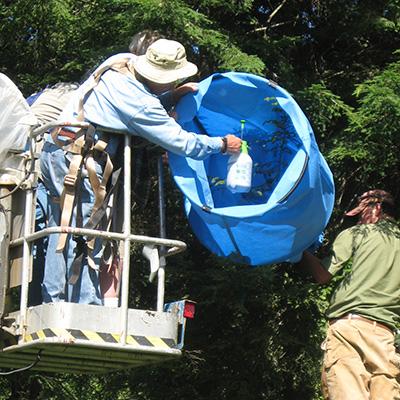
[24, 328, 177, 349]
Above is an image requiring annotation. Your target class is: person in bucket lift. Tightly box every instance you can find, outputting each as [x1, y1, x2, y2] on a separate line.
[29, 31, 162, 306]
[40, 37, 242, 306]
[296, 189, 400, 399]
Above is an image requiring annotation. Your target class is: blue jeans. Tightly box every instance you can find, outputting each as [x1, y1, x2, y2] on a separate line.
[40, 141, 102, 304]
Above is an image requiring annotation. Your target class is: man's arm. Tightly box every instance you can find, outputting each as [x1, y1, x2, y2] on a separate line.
[296, 251, 333, 284]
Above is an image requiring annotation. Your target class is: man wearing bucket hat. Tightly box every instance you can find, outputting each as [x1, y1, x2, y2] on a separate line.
[297, 189, 400, 399]
[40, 38, 242, 305]
[63, 38, 241, 162]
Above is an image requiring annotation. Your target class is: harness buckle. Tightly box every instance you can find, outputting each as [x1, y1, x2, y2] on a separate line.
[64, 173, 77, 188]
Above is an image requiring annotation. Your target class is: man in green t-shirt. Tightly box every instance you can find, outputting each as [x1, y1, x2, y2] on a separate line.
[297, 189, 400, 400]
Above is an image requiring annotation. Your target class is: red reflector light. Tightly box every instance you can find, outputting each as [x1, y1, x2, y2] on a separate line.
[183, 301, 195, 319]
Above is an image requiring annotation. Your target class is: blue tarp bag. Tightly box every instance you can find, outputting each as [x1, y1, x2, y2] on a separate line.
[169, 72, 335, 266]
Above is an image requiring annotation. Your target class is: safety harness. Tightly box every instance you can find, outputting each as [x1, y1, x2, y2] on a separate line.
[52, 56, 138, 285]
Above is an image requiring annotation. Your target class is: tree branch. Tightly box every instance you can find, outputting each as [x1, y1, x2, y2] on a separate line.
[251, 1, 292, 34]
[267, 0, 289, 25]
[251, 20, 292, 33]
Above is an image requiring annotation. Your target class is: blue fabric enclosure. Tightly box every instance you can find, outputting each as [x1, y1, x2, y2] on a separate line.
[169, 72, 335, 266]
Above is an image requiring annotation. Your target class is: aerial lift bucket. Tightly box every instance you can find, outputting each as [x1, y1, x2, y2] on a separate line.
[0, 74, 192, 374]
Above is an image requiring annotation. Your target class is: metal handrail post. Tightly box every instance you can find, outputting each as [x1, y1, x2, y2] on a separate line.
[120, 134, 131, 345]
[18, 188, 34, 341]
[156, 156, 166, 312]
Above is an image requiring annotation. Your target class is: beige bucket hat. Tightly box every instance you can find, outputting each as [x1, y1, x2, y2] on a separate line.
[133, 39, 198, 84]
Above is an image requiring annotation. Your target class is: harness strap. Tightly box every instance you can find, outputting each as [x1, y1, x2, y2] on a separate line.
[84, 167, 122, 231]
[85, 154, 112, 221]
[112, 177, 124, 298]
[56, 126, 95, 253]
[77, 57, 136, 122]
[85, 140, 114, 268]
[56, 153, 83, 253]
[58, 57, 135, 280]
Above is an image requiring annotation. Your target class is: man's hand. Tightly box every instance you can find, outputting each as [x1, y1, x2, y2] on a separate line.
[224, 134, 242, 154]
[171, 82, 198, 104]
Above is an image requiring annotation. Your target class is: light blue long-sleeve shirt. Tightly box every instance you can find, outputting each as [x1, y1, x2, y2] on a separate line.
[60, 53, 223, 160]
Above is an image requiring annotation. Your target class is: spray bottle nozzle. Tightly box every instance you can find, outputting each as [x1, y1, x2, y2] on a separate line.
[240, 120, 246, 139]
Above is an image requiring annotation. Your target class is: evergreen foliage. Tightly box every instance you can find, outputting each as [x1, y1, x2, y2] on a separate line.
[0, 0, 399, 399]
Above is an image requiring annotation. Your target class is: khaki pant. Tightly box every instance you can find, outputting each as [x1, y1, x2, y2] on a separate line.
[321, 317, 400, 400]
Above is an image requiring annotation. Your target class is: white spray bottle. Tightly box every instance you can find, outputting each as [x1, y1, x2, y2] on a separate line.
[226, 120, 253, 193]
